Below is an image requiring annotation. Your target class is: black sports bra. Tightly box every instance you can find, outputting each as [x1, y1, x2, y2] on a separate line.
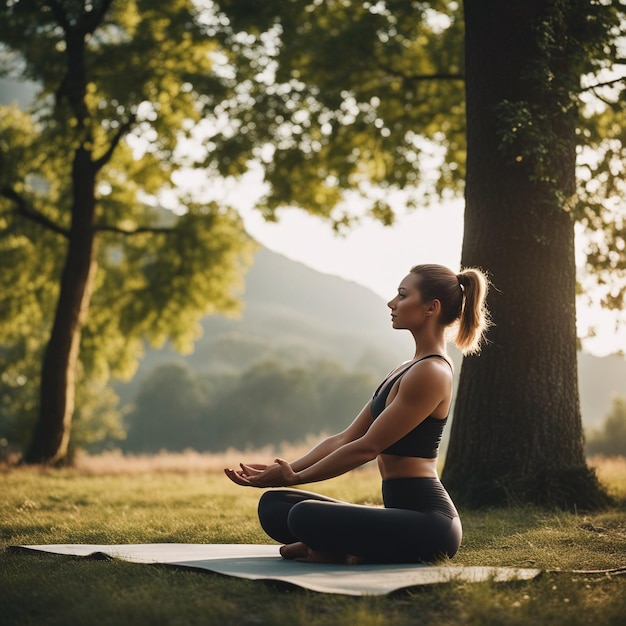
[370, 354, 452, 459]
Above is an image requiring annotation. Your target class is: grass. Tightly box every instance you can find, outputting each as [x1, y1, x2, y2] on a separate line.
[1, 452, 625, 626]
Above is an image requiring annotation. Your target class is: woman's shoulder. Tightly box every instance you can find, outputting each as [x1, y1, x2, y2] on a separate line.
[402, 355, 453, 387]
[412, 354, 453, 371]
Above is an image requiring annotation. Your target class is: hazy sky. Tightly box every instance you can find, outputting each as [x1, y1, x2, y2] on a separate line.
[241, 201, 465, 298]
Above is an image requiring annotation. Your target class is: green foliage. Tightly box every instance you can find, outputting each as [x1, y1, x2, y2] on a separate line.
[212, 0, 626, 302]
[123, 359, 378, 452]
[1, 362, 127, 457]
[212, 0, 466, 224]
[586, 395, 626, 457]
[493, 2, 619, 194]
[0, 0, 259, 365]
[487, 0, 626, 316]
[122, 363, 212, 453]
[0, 0, 261, 456]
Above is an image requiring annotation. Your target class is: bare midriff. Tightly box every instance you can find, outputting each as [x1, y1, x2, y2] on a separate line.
[377, 454, 439, 480]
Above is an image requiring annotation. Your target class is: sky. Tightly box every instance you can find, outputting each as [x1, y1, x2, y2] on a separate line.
[241, 199, 465, 299]
[204, 171, 626, 359]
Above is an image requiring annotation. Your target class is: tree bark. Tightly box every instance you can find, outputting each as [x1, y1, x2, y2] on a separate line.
[22, 8, 104, 465]
[24, 147, 98, 465]
[442, 0, 608, 508]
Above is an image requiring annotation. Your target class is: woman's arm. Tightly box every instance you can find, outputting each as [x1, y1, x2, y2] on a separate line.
[289, 401, 373, 471]
[225, 401, 373, 485]
[224, 437, 376, 487]
[227, 360, 451, 487]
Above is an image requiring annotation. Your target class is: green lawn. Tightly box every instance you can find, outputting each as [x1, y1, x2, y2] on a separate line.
[1, 457, 625, 626]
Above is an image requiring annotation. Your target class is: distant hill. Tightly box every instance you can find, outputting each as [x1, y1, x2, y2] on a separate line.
[118, 246, 625, 431]
[122, 247, 411, 379]
[193, 245, 413, 371]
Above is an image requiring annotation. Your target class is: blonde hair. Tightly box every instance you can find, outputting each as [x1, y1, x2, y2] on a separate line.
[409, 264, 491, 355]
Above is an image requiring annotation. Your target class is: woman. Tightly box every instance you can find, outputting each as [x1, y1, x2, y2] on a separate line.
[225, 264, 490, 564]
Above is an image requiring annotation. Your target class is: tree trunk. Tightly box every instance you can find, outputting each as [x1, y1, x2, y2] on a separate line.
[24, 147, 98, 465]
[442, 0, 608, 508]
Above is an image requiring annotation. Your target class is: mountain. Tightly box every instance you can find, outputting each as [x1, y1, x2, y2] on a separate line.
[189, 245, 413, 372]
[118, 246, 625, 430]
[116, 247, 413, 401]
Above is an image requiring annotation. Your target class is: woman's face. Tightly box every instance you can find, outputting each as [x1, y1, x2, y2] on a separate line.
[387, 274, 429, 330]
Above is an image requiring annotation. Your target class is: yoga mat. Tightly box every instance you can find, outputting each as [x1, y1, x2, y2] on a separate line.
[14, 544, 541, 596]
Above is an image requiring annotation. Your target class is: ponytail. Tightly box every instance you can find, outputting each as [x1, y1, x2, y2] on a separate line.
[455, 268, 491, 355]
[409, 264, 492, 355]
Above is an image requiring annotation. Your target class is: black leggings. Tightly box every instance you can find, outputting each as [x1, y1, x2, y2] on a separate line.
[257, 477, 462, 563]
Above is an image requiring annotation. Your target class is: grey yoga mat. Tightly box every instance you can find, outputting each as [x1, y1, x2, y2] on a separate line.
[15, 543, 541, 596]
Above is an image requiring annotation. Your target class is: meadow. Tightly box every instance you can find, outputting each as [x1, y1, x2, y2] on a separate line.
[1, 449, 625, 626]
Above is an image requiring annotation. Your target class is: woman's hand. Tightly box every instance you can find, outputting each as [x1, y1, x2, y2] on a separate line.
[223, 462, 271, 486]
[224, 458, 299, 488]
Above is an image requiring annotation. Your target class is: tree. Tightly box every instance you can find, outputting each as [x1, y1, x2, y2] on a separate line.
[442, 0, 618, 507]
[123, 363, 211, 453]
[214, 0, 625, 507]
[0, 1, 256, 464]
[123, 359, 378, 452]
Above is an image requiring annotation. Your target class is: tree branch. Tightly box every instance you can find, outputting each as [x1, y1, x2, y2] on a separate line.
[580, 76, 626, 93]
[94, 223, 174, 236]
[588, 88, 617, 108]
[93, 114, 136, 172]
[0, 186, 70, 237]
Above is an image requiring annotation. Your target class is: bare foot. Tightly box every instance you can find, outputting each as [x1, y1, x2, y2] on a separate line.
[345, 554, 367, 565]
[279, 542, 309, 560]
[281, 543, 367, 564]
[296, 547, 345, 563]
[296, 547, 367, 564]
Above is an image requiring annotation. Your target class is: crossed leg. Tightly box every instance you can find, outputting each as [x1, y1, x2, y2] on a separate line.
[258, 488, 461, 564]
[258, 489, 356, 563]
